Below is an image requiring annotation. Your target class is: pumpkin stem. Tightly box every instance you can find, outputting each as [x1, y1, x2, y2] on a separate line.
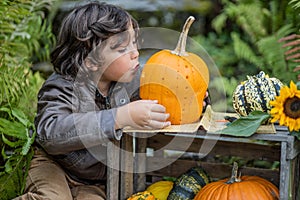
[226, 162, 242, 184]
[171, 16, 195, 56]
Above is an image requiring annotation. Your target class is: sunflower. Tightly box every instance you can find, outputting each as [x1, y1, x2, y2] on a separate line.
[270, 81, 300, 132]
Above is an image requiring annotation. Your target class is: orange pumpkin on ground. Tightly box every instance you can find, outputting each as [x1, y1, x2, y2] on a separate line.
[140, 16, 209, 125]
[194, 162, 279, 200]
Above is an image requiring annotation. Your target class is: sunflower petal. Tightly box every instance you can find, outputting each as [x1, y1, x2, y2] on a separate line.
[295, 119, 300, 131]
[270, 108, 279, 115]
[279, 114, 287, 126]
[290, 81, 297, 93]
[288, 119, 296, 132]
[270, 116, 279, 123]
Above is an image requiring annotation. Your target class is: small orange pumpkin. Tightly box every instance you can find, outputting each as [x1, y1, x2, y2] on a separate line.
[194, 162, 279, 200]
[140, 16, 209, 125]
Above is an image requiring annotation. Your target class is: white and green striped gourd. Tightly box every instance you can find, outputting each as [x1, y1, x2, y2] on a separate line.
[232, 71, 284, 116]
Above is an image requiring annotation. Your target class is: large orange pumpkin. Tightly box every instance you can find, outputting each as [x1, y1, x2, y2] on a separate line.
[140, 16, 209, 124]
[194, 162, 279, 200]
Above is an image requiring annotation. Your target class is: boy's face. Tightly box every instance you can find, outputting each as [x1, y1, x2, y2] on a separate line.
[100, 26, 140, 83]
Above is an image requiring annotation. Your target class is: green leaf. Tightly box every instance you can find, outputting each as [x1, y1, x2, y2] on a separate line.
[290, 131, 300, 140]
[4, 159, 13, 173]
[11, 108, 30, 127]
[217, 111, 271, 137]
[212, 13, 228, 34]
[2, 134, 22, 148]
[1, 147, 9, 161]
[290, 0, 300, 9]
[21, 129, 36, 155]
[0, 118, 27, 139]
[162, 176, 177, 182]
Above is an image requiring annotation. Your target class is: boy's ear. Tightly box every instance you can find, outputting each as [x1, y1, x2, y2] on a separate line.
[84, 58, 99, 71]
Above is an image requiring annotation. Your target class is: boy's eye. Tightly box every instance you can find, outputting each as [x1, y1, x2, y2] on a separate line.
[118, 47, 127, 53]
[116, 40, 137, 53]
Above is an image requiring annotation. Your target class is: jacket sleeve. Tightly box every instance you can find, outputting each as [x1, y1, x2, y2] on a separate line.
[34, 77, 119, 155]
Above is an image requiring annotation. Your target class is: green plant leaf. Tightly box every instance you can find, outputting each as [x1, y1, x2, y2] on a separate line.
[217, 111, 271, 137]
[0, 118, 27, 139]
[163, 176, 177, 182]
[0, 1, 57, 199]
[290, 0, 300, 9]
[231, 32, 262, 67]
[11, 108, 30, 127]
[1, 134, 22, 148]
[21, 130, 36, 155]
[1, 147, 9, 161]
[290, 131, 300, 140]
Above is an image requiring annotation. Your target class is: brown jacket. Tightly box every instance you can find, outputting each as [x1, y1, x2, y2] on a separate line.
[34, 70, 140, 184]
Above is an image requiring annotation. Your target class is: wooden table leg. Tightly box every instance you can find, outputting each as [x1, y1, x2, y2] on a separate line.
[107, 140, 120, 200]
[134, 136, 147, 192]
[120, 134, 134, 200]
[280, 141, 290, 200]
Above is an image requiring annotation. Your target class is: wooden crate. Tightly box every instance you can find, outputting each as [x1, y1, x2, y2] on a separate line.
[131, 126, 300, 200]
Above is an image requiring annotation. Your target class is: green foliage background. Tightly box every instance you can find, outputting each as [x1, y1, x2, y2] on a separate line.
[0, 0, 57, 199]
[193, 0, 300, 112]
[0, 0, 299, 198]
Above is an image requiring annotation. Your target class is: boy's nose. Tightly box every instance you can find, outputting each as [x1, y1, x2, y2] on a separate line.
[130, 49, 139, 59]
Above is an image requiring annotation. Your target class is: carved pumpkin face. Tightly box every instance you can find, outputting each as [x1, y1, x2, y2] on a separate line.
[140, 16, 209, 124]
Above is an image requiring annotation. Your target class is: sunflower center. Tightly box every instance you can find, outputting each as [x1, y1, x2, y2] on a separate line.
[284, 97, 300, 119]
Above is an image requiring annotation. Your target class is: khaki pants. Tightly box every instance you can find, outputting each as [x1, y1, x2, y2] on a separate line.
[13, 149, 106, 200]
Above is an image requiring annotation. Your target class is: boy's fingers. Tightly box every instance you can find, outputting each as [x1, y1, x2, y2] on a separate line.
[149, 112, 169, 122]
[147, 120, 171, 129]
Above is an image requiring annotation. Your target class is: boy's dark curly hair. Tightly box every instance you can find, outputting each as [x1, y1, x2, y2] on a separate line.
[51, 1, 139, 78]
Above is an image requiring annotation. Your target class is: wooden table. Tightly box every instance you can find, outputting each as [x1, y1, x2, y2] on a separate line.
[107, 126, 300, 200]
[106, 134, 135, 200]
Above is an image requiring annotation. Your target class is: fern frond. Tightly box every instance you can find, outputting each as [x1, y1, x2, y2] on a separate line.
[231, 32, 262, 67]
[212, 13, 228, 34]
[213, 1, 268, 41]
[0, 150, 34, 199]
[18, 71, 45, 121]
[290, 0, 300, 9]
[1, 134, 23, 148]
[0, 1, 58, 199]
[0, 118, 27, 140]
[257, 35, 286, 69]
[212, 1, 238, 33]
[0, 105, 35, 199]
[237, 2, 268, 40]
[256, 24, 296, 82]
[0, 65, 28, 106]
[21, 129, 36, 156]
[11, 108, 31, 127]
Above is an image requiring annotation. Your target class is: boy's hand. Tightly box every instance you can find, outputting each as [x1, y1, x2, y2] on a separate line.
[115, 100, 171, 130]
